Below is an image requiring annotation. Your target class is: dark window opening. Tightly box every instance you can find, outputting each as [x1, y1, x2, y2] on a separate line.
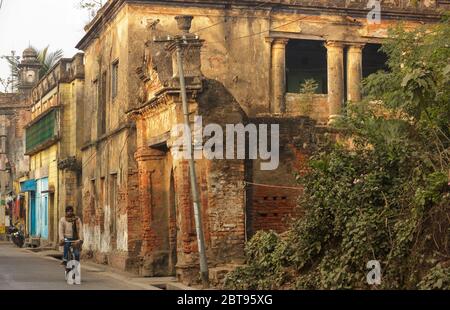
[344, 47, 348, 103]
[110, 174, 118, 234]
[286, 40, 328, 94]
[363, 44, 389, 78]
[151, 142, 169, 153]
[98, 72, 107, 136]
[111, 60, 119, 100]
[90, 179, 96, 216]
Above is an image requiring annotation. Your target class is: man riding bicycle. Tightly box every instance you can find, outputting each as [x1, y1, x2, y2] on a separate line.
[59, 206, 83, 266]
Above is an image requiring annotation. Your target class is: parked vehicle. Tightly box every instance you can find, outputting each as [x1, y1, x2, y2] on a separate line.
[8, 224, 25, 248]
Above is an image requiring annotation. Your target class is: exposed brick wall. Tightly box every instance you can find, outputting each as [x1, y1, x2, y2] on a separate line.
[126, 166, 141, 257]
[205, 159, 246, 264]
[247, 116, 322, 236]
[130, 79, 249, 281]
[250, 187, 301, 233]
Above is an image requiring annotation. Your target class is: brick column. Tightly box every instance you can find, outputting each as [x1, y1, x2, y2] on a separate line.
[325, 41, 345, 124]
[270, 38, 289, 114]
[134, 146, 166, 275]
[347, 43, 365, 103]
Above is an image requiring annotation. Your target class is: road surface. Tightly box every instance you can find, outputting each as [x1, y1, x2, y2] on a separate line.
[0, 242, 146, 290]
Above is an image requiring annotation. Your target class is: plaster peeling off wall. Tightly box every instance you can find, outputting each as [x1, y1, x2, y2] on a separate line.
[83, 206, 113, 253]
[92, 225, 111, 253]
[82, 225, 94, 251]
[100, 204, 112, 253]
[117, 213, 128, 252]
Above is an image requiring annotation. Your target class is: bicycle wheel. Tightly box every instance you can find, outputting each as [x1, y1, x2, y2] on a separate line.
[64, 247, 74, 281]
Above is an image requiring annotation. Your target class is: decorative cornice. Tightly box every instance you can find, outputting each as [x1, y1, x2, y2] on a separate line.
[31, 54, 84, 101]
[272, 38, 290, 46]
[76, 0, 443, 50]
[347, 43, 366, 52]
[58, 156, 82, 172]
[128, 91, 173, 120]
[325, 40, 346, 49]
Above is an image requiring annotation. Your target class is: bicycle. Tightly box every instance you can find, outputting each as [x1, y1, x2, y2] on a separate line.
[63, 239, 81, 284]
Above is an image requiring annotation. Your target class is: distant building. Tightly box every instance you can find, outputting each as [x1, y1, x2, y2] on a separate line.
[22, 54, 85, 246]
[0, 48, 38, 239]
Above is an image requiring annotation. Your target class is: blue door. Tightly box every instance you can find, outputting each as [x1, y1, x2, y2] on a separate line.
[30, 192, 36, 236]
[42, 193, 48, 239]
[35, 178, 49, 239]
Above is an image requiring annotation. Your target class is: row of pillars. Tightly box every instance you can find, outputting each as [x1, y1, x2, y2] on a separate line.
[269, 38, 365, 123]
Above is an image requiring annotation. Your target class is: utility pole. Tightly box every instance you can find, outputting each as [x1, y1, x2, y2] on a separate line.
[154, 15, 209, 288]
[177, 41, 209, 288]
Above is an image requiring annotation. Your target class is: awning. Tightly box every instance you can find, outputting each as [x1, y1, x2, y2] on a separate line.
[20, 180, 36, 192]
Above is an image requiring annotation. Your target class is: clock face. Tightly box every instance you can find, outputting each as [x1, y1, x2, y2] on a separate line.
[26, 70, 36, 83]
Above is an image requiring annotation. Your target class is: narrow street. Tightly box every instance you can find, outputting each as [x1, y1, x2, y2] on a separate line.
[0, 242, 147, 290]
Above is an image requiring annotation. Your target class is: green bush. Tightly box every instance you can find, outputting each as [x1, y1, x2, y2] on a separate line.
[225, 16, 450, 290]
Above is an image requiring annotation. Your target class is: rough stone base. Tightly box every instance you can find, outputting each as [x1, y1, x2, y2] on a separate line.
[93, 252, 109, 265]
[108, 252, 129, 271]
[107, 252, 141, 274]
[209, 264, 243, 287]
[82, 250, 141, 275]
[176, 264, 200, 286]
[138, 250, 170, 277]
[24, 237, 41, 248]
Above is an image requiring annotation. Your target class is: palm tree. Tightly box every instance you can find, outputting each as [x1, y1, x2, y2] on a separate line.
[4, 46, 63, 92]
[35, 46, 64, 77]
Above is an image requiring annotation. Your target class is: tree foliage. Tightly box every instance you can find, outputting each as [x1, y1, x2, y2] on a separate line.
[36, 46, 64, 78]
[4, 46, 63, 91]
[77, 0, 104, 17]
[225, 16, 450, 290]
[78, 0, 104, 10]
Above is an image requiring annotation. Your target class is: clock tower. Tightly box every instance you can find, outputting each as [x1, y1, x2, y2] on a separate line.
[18, 47, 41, 94]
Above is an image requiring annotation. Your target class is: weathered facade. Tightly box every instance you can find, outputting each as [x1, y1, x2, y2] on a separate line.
[0, 93, 31, 238]
[23, 54, 85, 246]
[77, 1, 139, 269]
[77, 0, 444, 283]
[128, 20, 248, 281]
[0, 48, 38, 239]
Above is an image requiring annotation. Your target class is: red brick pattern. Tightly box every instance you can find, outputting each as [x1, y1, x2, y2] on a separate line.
[250, 187, 301, 233]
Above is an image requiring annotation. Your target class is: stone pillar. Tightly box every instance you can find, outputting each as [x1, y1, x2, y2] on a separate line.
[347, 43, 365, 103]
[325, 41, 345, 123]
[270, 38, 289, 114]
[134, 146, 167, 276]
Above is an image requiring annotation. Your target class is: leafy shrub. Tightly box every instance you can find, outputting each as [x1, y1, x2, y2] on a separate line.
[225, 17, 450, 290]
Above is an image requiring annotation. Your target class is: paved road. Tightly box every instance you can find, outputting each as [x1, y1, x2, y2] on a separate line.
[0, 242, 145, 290]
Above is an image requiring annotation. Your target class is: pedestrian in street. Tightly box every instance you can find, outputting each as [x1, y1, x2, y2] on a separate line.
[58, 206, 83, 266]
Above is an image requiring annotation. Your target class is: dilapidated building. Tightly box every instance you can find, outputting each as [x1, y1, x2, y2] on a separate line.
[77, 0, 445, 284]
[0, 92, 31, 238]
[0, 93, 30, 200]
[0, 48, 39, 239]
